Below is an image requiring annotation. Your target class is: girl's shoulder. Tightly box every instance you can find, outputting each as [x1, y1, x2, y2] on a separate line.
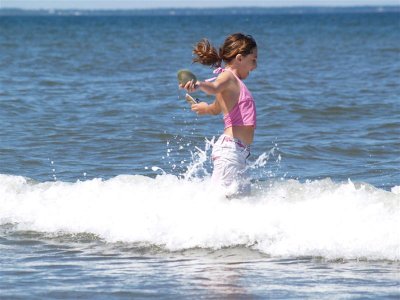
[217, 69, 237, 82]
[213, 69, 239, 94]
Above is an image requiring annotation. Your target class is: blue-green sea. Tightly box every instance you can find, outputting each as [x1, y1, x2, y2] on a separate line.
[0, 8, 399, 299]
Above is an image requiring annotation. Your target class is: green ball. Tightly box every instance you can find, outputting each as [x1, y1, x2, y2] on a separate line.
[177, 69, 197, 85]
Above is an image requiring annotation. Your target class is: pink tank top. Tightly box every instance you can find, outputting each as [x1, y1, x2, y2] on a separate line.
[223, 69, 256, 129]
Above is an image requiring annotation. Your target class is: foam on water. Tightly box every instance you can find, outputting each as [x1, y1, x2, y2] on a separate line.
[1, 173, 399, 261]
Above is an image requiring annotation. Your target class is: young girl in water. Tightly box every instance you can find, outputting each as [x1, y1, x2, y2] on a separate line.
[181, 33, 258, 195]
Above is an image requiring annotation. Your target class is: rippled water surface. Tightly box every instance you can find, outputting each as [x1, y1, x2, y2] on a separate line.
[2, 229, 398, 299]
[0, 10, 399, 299]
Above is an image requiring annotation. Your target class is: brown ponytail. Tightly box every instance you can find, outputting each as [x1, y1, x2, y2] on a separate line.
[192, 33, 257, 68]
[192, 38, 222, 68]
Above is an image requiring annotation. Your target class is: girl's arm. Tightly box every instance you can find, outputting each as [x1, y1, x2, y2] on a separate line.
[180, 72, 231, 115]
[182, 72, 230, 95]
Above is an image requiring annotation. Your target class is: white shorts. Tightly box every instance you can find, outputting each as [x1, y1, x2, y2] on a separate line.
[211, 134, 251, 196]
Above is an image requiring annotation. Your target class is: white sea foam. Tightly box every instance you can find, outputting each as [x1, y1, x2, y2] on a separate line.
[0, 174, 399, 260]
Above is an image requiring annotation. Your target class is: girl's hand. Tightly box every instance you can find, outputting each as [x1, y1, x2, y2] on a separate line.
[179, 79, 199, 93]
[191, 102, 209, 115]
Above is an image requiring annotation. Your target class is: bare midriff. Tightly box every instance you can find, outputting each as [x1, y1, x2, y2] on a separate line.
[224, 125, 254, 145]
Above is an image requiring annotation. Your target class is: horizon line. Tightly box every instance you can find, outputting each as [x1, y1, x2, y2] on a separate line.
[1, 5, 399, 10]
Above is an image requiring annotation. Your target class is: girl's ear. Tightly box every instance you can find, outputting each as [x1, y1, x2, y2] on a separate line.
[236, 53, 243, 62]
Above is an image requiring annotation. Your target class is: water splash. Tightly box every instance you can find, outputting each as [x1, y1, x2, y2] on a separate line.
[183, 137, 214, 180]
[162, 135, 282, 183]
[48, 159, 57, 181]
[248, 142, 283, 182]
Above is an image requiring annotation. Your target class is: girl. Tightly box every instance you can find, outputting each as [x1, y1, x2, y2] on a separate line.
[181, 33, 258, 195]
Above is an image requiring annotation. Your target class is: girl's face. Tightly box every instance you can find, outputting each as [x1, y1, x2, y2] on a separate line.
[238, 47, 258, 79]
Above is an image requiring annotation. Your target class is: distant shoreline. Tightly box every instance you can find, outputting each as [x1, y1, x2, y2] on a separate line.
[1, 6, 399, 16]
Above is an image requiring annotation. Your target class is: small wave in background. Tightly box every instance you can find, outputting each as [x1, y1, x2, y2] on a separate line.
[1, 171, 398, 261]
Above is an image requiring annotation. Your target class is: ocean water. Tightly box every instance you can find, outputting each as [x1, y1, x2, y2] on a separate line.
[0, 10, 399, 299]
